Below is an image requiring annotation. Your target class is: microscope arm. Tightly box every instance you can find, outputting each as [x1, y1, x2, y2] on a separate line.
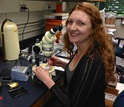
[34, 25, 63, 57]
[32, 25, 63, 66]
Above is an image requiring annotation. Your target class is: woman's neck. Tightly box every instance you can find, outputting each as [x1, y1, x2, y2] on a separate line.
[76, 40, 90, 56]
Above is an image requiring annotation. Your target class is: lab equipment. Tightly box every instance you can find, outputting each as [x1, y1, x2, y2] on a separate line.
[1, 19, 20, 61]
[32, 25, 63, 83]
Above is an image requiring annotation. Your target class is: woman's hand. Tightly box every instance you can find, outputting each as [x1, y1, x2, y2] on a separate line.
[34, 66, 55, 89]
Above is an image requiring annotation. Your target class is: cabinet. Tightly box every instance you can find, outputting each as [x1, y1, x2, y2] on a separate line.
[23, 0, 106, 9]
[0, 0, 20, 13]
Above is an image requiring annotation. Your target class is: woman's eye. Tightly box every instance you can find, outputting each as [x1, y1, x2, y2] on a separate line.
[67, 20, 73, 24]
[78, 22, 84, 26]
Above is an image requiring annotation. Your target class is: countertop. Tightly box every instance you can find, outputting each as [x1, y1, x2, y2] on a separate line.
[0, 59, 64, 107]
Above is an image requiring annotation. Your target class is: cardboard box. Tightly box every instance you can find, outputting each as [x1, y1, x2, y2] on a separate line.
[105, 18, 115, 25]
[105, 86, 119, 107]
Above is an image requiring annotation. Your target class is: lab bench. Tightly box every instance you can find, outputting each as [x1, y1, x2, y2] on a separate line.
[0, 60, 64, 107]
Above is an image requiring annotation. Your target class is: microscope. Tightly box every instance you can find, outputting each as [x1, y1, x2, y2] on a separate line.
[32, 25, 63, 83]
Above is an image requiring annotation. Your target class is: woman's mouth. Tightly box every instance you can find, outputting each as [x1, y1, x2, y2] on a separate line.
[70, 32, 79, 36]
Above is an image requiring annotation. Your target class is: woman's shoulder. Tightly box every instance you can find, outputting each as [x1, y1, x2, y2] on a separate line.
[87, 48, 101, 59]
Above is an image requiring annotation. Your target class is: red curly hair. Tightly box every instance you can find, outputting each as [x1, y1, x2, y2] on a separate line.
[63, 2, 116, 83]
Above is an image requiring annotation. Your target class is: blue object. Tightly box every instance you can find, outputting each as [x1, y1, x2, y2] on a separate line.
[113, 90, 124, 107]
[11, 66, 30, 81]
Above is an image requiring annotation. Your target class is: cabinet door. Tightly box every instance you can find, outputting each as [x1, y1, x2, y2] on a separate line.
[0, 0, 20, 13]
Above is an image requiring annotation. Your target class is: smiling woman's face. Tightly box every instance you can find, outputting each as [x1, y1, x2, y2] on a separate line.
[67, 10, 92, 45]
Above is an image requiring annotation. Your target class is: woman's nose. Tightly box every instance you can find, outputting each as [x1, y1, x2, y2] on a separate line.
[69, 23, 77, 30]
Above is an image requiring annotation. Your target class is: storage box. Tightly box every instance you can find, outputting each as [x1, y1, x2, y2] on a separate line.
[105, 18, 115, 25]
[105, 12, 116, 25]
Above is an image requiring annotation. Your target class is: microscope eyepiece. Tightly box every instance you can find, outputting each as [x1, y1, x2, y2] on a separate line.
[52, 25, 63, 32]
[33, 46, 40, 66]
[33, 46, 40, 54]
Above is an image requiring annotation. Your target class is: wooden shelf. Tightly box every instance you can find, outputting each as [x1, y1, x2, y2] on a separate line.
[86, 0, 106, 8]
[87, 0, 106, 2]
[24, 0, 106, 2]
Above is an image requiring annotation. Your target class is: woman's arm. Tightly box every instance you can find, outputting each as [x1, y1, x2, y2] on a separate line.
[34, 62, 71, 107]
[50, 54, 105, 107]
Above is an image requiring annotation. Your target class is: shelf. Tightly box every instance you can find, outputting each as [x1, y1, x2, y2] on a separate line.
[87, 0, 106, 2]
[22, 0, 106, 1]
[86, 0, 106, 8]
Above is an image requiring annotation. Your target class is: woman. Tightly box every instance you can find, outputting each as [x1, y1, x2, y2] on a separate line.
[34, 2, 116, 107]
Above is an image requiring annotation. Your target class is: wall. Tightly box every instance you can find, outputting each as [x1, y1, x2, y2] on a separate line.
[0, 1, 78, 48]
[0, 1, 123, 42]
[0, 1, 56, 48]
[115, 19, 124, 38]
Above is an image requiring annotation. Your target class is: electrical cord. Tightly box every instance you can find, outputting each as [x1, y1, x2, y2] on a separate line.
[21, 7, 29, 40]
[0, 69, 11, 78]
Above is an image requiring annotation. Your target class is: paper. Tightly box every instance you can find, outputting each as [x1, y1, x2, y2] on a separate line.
[116, 82, 124, 94]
